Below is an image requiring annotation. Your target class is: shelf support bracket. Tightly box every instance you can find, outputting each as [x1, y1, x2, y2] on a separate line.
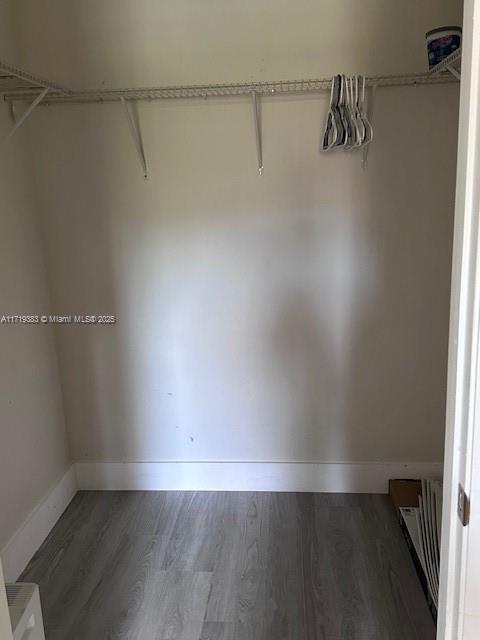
[121, 97, 148, 180]
[251, 91, 264, 176]
[3, 87, 48, 142]
[8, 101, 17, 125]
[446, 65, 461, 80]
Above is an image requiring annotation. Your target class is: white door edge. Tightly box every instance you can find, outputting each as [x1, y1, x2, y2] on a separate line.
[438, 1, 480, 638]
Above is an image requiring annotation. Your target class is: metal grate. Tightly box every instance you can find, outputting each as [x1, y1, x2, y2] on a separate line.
[6, 583, 37, 631]
[6, 583, 35, 607]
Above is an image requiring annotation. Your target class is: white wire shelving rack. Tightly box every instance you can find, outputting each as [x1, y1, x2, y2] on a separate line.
[0, 59, 69, 97]
[0, 65, 461, 104]
[0, 50, 462, 176]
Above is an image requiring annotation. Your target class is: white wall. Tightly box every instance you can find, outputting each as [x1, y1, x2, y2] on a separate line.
[11, 0, 462, 464]
[0, 4, 70, 553]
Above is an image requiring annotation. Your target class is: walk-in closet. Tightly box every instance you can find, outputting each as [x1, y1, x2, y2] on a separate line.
[2, 1, 480, 639]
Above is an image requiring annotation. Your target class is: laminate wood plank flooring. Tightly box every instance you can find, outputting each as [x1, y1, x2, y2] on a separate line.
[20, 491, 436, 640]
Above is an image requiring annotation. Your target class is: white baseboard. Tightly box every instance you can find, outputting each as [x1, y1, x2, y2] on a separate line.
[0, 460, 442, 581]
[1, 466, 77, 582]
[75, 460, 443, 494]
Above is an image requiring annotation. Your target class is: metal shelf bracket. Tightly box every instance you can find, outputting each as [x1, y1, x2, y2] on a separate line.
[2, 87, 48, 143]
[446, 64, 461, 80]
[251, 91, 263, 176]
[121, 97, 148, 180]
[429, 47, 462, 80]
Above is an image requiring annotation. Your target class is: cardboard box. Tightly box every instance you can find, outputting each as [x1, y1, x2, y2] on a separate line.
[389, 478, 422, 513]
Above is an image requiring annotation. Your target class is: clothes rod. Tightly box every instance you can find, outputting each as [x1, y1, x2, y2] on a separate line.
[2, 72, 458, 105]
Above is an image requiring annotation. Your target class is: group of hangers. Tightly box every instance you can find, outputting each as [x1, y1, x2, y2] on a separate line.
[322, 75, 373, 151]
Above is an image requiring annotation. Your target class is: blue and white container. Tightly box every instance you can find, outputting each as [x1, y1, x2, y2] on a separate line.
[426, 26, 462, 69]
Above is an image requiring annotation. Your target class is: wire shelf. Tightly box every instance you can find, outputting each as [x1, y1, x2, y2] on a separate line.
[0, 58, 70, 96]
[0, 58, 460, 105]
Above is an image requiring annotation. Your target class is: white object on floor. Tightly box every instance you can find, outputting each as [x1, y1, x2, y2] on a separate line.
[6, 583, 45, 640]
[400, 506, 426, 574]
[0, 560, 13, 640]
[414, 479, 443, 609]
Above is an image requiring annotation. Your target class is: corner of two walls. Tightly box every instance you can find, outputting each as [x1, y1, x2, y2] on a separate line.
[0, 110, 74, 581]
[0, 0, 74, 582]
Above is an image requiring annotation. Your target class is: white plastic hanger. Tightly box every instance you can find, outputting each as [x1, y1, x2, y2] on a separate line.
[346, 76, 361, 147]
[322, 77, 338, 151]
[353, 76, 366, 146]
[358, 75, 373, 146]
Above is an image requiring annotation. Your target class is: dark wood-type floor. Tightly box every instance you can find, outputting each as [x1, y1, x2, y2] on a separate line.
[20, 491, 435, 640]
